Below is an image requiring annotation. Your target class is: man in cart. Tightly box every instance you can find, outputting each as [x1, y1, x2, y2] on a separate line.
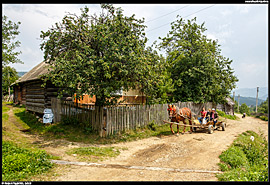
[209, 108, 219, 128]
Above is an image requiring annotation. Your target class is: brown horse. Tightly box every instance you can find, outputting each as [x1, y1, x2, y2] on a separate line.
[167, 104, 193, 134]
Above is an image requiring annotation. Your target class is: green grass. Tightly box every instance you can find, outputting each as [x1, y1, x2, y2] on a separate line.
[66, 146, 120, 162]
[216, 109, 238, 120]
[216, 130, 268, 181]
[2, 141, 53, 181]
[2, 104, 10, 121]
[11, 105, 178, 144]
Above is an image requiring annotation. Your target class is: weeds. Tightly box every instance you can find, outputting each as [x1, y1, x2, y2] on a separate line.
[217, 130, 268, 181]
[66, 146, 120, 162]
[2, 141, 53, 181]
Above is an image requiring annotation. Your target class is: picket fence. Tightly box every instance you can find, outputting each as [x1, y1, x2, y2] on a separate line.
[51, 97, 216, 137]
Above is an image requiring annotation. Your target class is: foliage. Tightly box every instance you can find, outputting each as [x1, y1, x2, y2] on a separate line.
[257, 97, 268, 114]
[2, 15, 22, 68]
[239, 103, 250, 116]
[157, 17, 238, 103]
[259, 115, 268, 121]
[2, 141, 53, 181]
[217, 131, 268, 181]
[40, 4, 169, 106]
[66, 146, 120, 162]
[216, 109, 237, 120]
[2, 66, 19, 96]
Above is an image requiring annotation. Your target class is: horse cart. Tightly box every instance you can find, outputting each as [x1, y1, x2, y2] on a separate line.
[163, 117, 226, 134]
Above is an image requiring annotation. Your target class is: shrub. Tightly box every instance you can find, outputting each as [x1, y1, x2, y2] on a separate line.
[217, 131, 268, 181]
[2, 141, 53, 181]
[147, 121, 157, 131]
[259, 116, 268, 121]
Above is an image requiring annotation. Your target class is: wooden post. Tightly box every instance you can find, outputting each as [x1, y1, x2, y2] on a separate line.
[255, 87, 259, 113]
[238, 94, 240, 112]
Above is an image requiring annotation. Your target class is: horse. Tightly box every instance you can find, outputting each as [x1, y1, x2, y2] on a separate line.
[167, 104, 193, 134]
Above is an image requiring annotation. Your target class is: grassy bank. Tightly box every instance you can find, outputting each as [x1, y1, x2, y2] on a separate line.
[217, 130, 268, 181]
[2, 141, 53, 181]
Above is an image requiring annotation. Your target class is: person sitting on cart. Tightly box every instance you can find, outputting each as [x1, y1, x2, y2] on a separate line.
[206, 108, 211, 122]
[209, 108, 219, 128]
[198, 107, 207, 125]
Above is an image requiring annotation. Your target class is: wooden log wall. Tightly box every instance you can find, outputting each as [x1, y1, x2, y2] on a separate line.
[25, 80, 45, 114]
[23, 80, 70, 114]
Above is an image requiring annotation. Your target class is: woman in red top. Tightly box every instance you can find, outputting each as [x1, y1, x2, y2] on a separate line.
[198, 107, 207, 125]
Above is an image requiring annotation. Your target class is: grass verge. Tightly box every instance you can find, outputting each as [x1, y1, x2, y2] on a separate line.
[2, 141, 53, 181]
[66, 146, 121, 162]
[216, 130, 268, 181]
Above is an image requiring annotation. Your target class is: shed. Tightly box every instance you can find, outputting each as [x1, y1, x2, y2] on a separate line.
[216, 97, 235, 115]
[12, 61, 67, 114]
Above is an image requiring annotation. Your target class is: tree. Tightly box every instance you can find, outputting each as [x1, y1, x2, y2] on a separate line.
[158, 17, 238, 103]
[40, 4, 168, 106]
[239, 103, 250, 116]
[257, 97, 268, 114]
[2, 15, 22, 68]
[2, 66, 19, 97]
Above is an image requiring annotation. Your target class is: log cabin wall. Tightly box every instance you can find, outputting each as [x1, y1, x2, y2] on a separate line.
[25, 80, 45, 114]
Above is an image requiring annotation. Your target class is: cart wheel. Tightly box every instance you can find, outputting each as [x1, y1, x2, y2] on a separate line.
[208, 125, 214, 134]
[221, 122, 225, 131]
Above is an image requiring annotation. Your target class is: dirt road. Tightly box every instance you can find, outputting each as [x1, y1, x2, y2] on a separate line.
[4, 106, 268, 181]
[48, 114, 267, 181]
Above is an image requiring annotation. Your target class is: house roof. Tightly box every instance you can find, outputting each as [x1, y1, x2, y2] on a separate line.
[226, 97, 235, 106]
[13, 61, 50, 85]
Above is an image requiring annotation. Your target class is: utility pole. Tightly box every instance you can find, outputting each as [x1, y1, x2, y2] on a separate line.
[255, 87, 259, 113]
[238, 94, 240, 112]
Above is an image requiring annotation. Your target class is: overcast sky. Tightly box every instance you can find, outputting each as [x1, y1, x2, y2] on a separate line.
[2, 3, 268, 89]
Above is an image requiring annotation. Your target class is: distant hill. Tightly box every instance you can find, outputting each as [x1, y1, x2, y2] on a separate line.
[17, 72, 27, 77]
[231, 96, 265, 107]
[231, 87, 268, 101]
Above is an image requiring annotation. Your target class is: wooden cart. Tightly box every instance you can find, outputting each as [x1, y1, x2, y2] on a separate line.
[163, 118, 226, 134]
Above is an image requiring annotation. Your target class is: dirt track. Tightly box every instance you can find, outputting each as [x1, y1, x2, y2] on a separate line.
[4, 106, 268, 181]
[50, 114, 268, 181]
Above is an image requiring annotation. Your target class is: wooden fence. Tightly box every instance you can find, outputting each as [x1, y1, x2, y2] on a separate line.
[51, 97, 216, 137]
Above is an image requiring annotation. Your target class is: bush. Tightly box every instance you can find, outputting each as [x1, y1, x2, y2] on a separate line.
[259, 116, 268, 121]
[147, 121, 157, 131]
[2, 141, 53, 181]
[217, 131, 268, 181]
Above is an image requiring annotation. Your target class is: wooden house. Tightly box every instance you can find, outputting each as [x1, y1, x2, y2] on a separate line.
[216, 97, 235, 115]
[12, 61, 67, 114]
[12, 61, 146, 114]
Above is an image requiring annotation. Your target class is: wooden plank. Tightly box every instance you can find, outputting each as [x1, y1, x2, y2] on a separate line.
[26, 102, 45, 108]
[26, 105, 44, 114]
[26, 94, 45, 99]
[163, 120, 201, 127]
[26, 99, 45, 103]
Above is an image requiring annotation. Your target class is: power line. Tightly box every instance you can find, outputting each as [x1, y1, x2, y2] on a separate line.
[146, 4, 216, 33]
[145, 5, 190, 23]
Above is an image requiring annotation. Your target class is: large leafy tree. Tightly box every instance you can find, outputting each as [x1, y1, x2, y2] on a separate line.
[2, 15, 22, 68]
[40, 4, 168, 106]
[2, 66, 19, 96]
[158, 16, 238, 103]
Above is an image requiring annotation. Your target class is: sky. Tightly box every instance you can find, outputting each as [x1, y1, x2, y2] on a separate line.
[2, 3, 268, 90]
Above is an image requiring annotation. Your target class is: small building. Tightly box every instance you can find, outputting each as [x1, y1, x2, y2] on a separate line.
[216, 97, 235, 115]
[12, 61, 66, 114]
[12, 61, 146, 114]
